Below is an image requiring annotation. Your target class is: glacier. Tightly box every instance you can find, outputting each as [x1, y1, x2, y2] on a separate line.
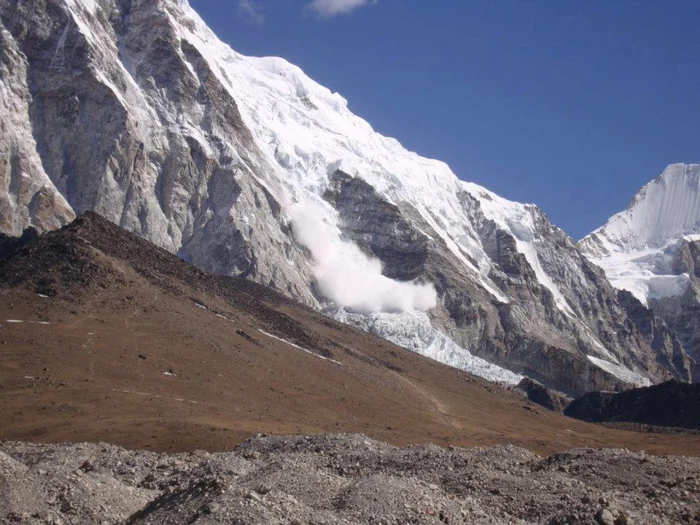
[332, 308, 523, 384]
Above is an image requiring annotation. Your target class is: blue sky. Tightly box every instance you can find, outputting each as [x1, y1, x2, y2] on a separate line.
[189, 0, 700, 239]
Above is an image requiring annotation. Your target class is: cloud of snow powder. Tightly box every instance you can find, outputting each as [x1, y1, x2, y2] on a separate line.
[307, 0, 377, 17]
[237, 0, 265, 25]
[289, 198, 437, 314]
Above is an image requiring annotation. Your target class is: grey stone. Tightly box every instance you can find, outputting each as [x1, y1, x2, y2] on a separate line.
[595, 508, 615, 525]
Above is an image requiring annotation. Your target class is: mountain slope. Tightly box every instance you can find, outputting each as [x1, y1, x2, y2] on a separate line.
[5, 213, 700, 456]
[581, 164, 700, 376]
[0, 0, 692, 393]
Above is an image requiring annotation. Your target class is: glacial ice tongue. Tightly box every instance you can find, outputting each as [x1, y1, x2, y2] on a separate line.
[331, 308, 523, 384]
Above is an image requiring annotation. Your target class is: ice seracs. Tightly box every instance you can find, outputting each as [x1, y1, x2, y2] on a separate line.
[331, 308, 523, 384]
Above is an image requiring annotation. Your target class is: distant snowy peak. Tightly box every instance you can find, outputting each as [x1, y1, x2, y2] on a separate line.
[581, 164, 700, 258]
[581, 164, 700, 305]
[581, 165, 700, 371]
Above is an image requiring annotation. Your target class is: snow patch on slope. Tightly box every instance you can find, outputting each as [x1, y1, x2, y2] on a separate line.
[258, 329, 342, 365]
[586, 355, 651, 388]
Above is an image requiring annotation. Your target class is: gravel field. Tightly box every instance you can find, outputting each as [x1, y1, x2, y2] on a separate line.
[2, 434, 699, 525]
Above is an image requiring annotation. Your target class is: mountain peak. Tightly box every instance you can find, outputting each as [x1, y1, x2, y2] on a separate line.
[581, 163, 700, 258]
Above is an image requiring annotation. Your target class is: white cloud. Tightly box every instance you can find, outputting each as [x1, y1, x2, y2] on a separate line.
[289, 198, 436, 314]
[307, 0, 377, 18]
[237, 0, 265, 25]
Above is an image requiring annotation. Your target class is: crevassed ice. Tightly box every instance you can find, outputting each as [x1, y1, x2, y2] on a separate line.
[331, 308, 523, 384]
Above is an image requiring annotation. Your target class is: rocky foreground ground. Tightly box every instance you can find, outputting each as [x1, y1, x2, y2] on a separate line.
[1, 434, 698, 525]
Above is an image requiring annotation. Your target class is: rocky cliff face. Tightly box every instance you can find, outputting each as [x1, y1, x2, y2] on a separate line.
[648, 239, 700, 378]
[0, 0, 317, 304]
[0, 0, 692, 394]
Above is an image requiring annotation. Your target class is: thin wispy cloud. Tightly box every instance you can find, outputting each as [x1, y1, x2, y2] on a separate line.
[307, 0, 377, 18]
[237, 0, 265, 25]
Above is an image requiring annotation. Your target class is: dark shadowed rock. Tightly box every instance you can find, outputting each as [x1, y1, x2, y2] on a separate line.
[565, 380, 700, 429]
[516, 377, 571, 413]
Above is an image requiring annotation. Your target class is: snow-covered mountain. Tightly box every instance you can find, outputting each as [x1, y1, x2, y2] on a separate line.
[581, 164, 700, 304]
[581, 164, 700, 376]
[0, 0, 693, 394]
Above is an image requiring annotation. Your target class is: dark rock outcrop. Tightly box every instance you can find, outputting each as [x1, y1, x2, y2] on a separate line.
[0, 227, 39, 257]
[516, 377, 571, 413]
[565, 380, 700, 429]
